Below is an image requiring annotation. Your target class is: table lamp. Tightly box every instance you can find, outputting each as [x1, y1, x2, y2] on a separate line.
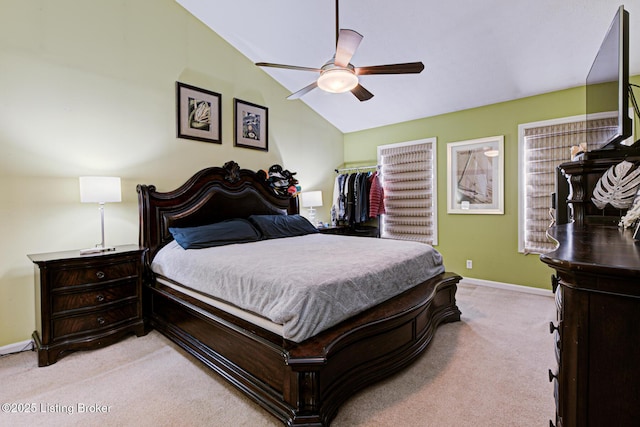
[300, 190, 323, 224]
[79, 176, 121, 254]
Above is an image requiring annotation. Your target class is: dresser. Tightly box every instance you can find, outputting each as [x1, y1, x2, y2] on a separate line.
[28, 245, 147, 366]
[541, 224, 640, 426]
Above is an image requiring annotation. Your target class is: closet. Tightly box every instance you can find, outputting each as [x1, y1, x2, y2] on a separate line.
[329, 166, 382, 237]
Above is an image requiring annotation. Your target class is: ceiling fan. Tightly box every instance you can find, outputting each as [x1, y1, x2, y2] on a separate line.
[255, 0, 424, 102]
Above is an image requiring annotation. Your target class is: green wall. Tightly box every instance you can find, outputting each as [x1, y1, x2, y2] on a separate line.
[0, 0, 343, 347]
[345, 85, 627, 289]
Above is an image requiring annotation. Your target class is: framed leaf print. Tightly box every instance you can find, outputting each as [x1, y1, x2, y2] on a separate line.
[176, 82, 221, 144]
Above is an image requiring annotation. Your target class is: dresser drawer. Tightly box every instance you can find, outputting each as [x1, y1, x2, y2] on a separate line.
[50, 260, 138, 289]
[52, 281, 137, 313]
[52, 302, 139, 339]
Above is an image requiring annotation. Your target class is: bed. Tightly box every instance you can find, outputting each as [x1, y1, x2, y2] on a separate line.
[137, 161, 461, 426]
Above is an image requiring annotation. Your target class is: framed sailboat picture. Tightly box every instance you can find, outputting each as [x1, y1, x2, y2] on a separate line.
[447, 136, 504, 214]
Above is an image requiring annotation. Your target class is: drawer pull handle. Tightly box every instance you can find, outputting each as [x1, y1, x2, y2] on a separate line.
[96, 294, 105, 302]
[96, 271, 105, 279]
[97, 317, 106, 325]
[549, 322, 558, 334]
[548, 369, 557, 382]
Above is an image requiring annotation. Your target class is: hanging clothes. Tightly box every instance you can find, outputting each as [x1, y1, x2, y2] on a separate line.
[331, 173, 348, 225]
[355, 172, 370, 224]
[369, 171, 385, 217]
[332, 169, 381, 225]
[345, 173, 357, 224]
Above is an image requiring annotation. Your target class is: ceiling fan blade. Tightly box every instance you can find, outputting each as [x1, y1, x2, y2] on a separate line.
[351, 84, 374, 102]
[256, 62, 322, 73]
[287, 82, 318, 100]
[355, 62, 425, 75]
[334, 29, 363, 67]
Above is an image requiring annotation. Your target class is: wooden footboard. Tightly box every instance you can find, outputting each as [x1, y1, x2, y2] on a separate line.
[144, 271, 461, 426]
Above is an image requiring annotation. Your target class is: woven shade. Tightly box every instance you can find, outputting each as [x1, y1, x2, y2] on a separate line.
[522, 118, 616, 254]
[379, 140, 436, 245]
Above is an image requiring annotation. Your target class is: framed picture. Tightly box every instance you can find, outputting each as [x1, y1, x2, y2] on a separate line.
[234, 98, 268, 151]
[447, 135, 504, 214]
[176, 82, 221, 144]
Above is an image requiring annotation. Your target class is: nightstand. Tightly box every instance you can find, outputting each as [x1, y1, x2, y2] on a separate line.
[318, 225, 379, 237]
[28, 245, 147, 366]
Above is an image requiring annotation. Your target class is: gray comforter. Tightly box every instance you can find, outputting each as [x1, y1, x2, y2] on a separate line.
[151, 233, 445, 342]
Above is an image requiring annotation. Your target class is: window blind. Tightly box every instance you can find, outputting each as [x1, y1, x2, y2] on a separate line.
[521, 118, 616, 254]
[378, 139, 437, 245]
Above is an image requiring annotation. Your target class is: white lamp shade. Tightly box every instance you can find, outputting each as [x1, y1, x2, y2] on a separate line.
[300, 190, 323, 208]
[79, 176, 122, 203]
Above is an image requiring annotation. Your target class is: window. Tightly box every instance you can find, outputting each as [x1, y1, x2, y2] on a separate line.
[378, 138, 437, 245]
[518, 115, 618, 254]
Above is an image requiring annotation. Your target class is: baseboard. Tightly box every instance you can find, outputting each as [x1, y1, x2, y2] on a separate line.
[0, 339, 33, 356]
[460, 277, 553, 297]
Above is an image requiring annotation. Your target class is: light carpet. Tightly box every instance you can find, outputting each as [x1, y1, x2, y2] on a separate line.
[0, 283, 556, 426]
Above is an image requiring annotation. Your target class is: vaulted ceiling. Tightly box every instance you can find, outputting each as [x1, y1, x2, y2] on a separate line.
[176, 0, 640, 133]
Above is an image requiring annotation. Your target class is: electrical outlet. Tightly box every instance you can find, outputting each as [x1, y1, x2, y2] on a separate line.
[466, 260, 473, 269]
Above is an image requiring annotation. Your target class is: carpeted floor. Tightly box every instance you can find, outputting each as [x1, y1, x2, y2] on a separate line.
[0, 283, 556, 426]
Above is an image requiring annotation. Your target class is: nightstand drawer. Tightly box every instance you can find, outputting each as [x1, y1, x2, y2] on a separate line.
[53, 301, 139, 339]
[52, 281, 137, 313]
[50, 260, 137, 289]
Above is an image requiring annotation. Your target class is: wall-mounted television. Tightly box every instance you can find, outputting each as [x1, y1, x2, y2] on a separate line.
[585, 5, 634, 151]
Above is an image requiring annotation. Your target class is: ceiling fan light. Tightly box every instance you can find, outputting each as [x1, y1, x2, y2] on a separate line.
[317, 69, 358, 93]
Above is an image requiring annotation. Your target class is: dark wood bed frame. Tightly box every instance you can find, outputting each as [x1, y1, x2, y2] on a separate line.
[137, 161, 462, 426]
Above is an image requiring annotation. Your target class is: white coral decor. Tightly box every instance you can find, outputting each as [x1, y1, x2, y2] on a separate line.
[591, 160, 640, 210]
[620, 188, 640, 228]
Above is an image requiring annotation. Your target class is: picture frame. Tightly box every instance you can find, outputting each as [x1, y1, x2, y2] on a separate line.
[447, 135, 504, 214]
[234, 98, 268, 151]
[176, 82, 221, 144]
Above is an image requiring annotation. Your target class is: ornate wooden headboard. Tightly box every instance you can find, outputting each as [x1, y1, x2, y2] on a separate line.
[137, 161, 299, 262]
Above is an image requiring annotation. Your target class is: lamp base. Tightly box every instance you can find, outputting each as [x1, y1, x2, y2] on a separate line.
[80, 246, 116, 255]
[307, 207, 317, 225]
[81, 204, 116, 255]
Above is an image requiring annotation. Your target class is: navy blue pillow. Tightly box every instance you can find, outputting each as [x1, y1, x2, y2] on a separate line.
[248, 214, 318, 239]
[169, 219, 261, 249]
